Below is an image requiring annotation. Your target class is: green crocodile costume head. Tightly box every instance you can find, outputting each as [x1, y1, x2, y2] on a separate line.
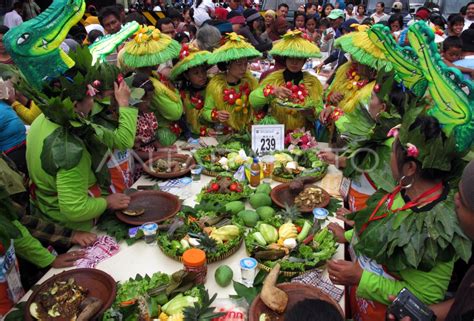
[407, 21, 474, 152]
[335, 22, 473, 152]
[3, 0, 85, 89]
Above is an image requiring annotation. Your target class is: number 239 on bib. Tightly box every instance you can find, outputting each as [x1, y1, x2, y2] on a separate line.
[251, 124, 285, 155]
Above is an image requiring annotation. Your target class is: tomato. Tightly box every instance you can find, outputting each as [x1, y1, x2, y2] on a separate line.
[211, 183, 220, 191]
[229, 183, 238, 192]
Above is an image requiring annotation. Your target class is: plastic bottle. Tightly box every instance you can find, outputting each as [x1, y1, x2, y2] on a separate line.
[250, 158, 261, 188]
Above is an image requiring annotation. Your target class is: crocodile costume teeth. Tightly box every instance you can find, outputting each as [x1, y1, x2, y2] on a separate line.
[408, 21, 474, 152]
[367, 24, 428, 97]
[3, 0, 85, 89]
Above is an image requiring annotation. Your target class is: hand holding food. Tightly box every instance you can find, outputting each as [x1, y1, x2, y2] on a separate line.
[106, 193, 131, 210]
[327, 222, 347, 244]
[273, 86, 292, 100]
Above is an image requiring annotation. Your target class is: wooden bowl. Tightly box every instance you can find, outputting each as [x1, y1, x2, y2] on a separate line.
[249, 283, 344, 321]
[143, 153, 195, 179]
[270, 183, 330, 213]
[25, 268, 116, 321]
[116, 190, 181, 225]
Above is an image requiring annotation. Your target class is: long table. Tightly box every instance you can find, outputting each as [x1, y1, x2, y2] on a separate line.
[16, 143, 346, 315]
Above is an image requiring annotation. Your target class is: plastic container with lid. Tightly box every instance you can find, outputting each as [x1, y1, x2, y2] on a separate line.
[182, 248, 207, 284]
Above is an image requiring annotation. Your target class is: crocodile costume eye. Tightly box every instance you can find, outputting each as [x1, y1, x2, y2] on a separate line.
[17, 33, 30, 45]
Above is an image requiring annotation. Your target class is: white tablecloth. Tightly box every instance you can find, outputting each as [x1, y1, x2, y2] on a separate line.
[17, 143, 346, 314]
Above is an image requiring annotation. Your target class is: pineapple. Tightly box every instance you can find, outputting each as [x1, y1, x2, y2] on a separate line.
[183, 291, 225, 321]
[196, 233, 218, 253]
[278, 204, 302, 221]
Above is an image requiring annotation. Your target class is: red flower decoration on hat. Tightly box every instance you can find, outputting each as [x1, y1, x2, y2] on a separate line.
[179, 44, 190, 60]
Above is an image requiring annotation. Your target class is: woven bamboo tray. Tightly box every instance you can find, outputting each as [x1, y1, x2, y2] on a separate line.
[158, 237, 243, 264]
[202, 169, 223, 177]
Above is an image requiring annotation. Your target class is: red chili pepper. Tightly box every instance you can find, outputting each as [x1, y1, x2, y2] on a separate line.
[296, 226, 302, 233]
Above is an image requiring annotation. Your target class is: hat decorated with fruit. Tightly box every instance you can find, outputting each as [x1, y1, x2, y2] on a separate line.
[123, 25, 180, 68]
[169, 44, 211, 81]
[269, 30, 322, 59]
[206, 32, 261, 65]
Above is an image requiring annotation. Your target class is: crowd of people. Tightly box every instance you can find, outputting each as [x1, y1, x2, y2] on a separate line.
[0, 0, 473, 320]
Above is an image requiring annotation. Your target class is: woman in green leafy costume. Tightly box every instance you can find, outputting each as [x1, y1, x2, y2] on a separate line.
[24, 59, 135, 231]
[201, 33, 261, 133]
[327, 115, 471, 321]
[249, 30, 323, 131]
[319, 26, 383, 142]
[123, 25, 183, 146]
[170, 44, 212, 137]
[318, 73, 408, 212]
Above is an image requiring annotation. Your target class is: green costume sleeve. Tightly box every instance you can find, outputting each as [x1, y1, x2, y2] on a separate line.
[357, 259, 454, 305]
[154, 89, 183, 121]
[12, 220, 55, 268]
[249, 84, 271, 110]
[201, 91, 217, 123]
[96, 107, 138, 150]
[56, 166, 107, 225]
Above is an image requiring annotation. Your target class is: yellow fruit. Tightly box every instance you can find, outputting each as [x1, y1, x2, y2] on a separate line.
[235, 98, 242, 106]
[168, 313, 184, 321]
[159, 312, 169, 321]
[279, 222, 298, 240]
